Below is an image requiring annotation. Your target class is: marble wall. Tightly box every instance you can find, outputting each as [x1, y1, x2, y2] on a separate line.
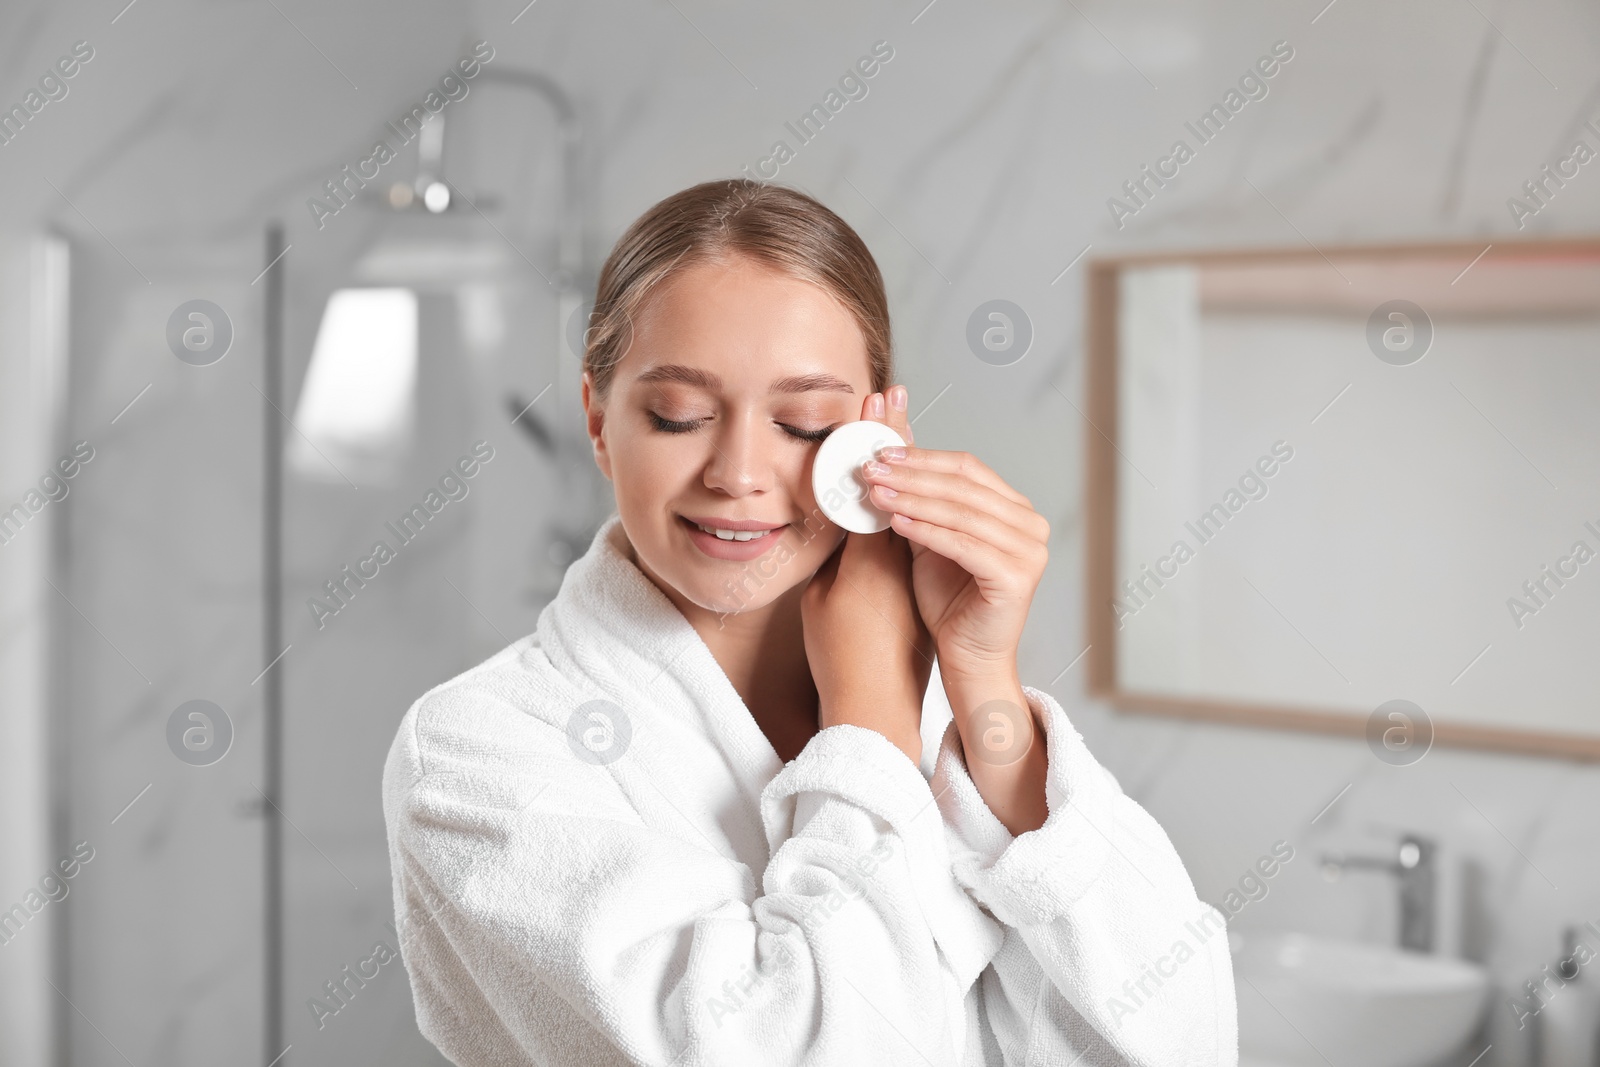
[1, 0, 1597, 1064]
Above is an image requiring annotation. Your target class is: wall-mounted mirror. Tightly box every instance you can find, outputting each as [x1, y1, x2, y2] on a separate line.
[1085, 239, 1600, 760]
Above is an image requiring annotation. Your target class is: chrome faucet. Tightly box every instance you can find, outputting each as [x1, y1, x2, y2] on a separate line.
[1320, 834, 1436, 953]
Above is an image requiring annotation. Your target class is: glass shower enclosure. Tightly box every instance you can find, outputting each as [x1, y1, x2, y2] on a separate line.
[46, 66, 602, 1066]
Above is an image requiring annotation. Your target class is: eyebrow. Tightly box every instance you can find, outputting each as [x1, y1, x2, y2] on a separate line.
[633, 364, 855, 394]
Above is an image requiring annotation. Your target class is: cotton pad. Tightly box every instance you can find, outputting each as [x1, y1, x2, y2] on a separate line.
[810, 420, 908, 534]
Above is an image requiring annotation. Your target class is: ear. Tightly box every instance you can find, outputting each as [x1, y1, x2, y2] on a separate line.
[581, 371, 613, 482]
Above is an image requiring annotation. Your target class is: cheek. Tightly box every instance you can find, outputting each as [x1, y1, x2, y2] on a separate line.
[791, 524, 845, 575]
[779, 476, 847, 577]
[608, 421, 692, 496]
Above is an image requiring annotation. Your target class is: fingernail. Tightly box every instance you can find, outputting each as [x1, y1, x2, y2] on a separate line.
[863, 459, 890, 477]
[870, 393, 886, 418]
[877, 445, 905, 461]
[873, 483, 898, 499]
[890, 385, 907, 411]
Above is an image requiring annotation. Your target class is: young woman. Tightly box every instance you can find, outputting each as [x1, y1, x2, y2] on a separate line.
[382, 179, 1238, 1066]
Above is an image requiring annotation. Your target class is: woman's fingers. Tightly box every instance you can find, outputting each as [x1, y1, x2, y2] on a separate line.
[886, 508, 1019, 587]
[872, 446, 1030, 510]
[858, 384, 914, 446]
[863, 460, 1048, 555]
[851, 384, 1047, 576]
[870, 463, 1044, 543]
[884, 383, 914, 447]
[870, 482, 1042, 568]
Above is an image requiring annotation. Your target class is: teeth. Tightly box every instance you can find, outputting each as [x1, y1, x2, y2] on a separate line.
[695, 522, 773, 542]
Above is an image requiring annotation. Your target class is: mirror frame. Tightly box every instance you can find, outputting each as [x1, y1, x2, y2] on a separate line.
[1083, 236, 1600, 762]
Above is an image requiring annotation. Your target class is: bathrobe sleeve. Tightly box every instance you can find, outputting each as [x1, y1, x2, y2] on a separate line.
[929, 685, 1239, 1067]
[383, 675, 1008, 1067]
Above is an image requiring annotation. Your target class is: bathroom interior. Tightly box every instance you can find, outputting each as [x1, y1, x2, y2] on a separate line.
[0, 0, 1597, 1064]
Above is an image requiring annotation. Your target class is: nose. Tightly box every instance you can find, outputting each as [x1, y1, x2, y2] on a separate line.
[701, 409, 775, 497]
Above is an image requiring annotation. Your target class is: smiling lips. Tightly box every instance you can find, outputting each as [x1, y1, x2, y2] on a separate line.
[682, 514, 785, 538]
[678, 514, 788, 559]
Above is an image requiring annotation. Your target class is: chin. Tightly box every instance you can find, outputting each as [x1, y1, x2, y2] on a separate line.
[688, 578, 787, 616]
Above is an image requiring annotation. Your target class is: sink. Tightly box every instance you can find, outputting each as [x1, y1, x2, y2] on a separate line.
[1231, 930, 1489, 1067]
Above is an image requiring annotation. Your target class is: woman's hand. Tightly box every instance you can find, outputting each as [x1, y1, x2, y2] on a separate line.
[800, 391, 933, 767]
[859, 383, 1052, 835]
[859, 385, 1050, 682]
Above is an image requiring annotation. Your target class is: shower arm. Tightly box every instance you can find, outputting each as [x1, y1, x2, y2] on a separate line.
[462, 68, 584, 299]
[422, 67, 599, 525]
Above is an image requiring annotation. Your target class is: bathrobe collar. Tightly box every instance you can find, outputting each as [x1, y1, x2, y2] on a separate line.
[530, 512, 1010, 993]
[537, 512, 788, 859]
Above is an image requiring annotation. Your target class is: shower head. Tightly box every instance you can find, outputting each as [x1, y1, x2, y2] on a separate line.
[346, 65, 584, 299]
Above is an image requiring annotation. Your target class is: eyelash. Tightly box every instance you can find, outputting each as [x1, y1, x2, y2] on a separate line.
[648, 412, 833, 443]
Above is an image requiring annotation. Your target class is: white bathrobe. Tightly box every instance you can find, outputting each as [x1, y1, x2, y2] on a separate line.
[382, 514, 1238, 1066]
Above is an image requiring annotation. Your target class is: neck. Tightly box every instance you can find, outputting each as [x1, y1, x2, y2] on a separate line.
[691, 581, 812, 709]
[623, 532, 816, 715]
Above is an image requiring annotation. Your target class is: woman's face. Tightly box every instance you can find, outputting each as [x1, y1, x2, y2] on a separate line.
[583, 254, 873, 618]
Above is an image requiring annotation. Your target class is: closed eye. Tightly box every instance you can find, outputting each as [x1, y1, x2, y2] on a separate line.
[648, 412, 834, 443]
[782, 424, 833, 443]
[648, 412, 705, 434]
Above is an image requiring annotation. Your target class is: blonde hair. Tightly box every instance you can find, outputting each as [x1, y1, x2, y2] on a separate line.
[584, 178, 892, 401]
